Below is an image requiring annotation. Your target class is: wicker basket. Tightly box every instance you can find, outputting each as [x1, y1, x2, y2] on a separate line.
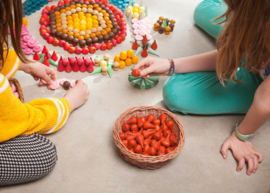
[113, 106, 185, 170]
[9, 78, 24, 103]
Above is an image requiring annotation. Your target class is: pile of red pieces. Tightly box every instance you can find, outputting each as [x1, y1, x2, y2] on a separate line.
[40, 0, 127, 55]
[58, 56, 94, 73]
[33, 46, 58, 67]
[119, 114, 178, 156]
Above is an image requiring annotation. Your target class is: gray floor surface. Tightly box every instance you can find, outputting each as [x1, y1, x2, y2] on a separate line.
[1, 0, 270, 192]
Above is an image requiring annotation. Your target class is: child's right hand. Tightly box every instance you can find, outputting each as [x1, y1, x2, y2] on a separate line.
[134, 57, 171, 79]
[64, 80, 90, 112]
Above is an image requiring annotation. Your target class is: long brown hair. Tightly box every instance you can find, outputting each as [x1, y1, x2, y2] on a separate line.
[215, 0, 270, 84]
[0, 0, 30, 71]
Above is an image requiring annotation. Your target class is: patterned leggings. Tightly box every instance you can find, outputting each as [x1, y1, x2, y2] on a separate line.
[0, 134, 57, 186]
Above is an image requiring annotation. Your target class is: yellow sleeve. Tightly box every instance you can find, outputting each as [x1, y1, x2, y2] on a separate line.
[1, 50, 21, 80]
[0, 74, 71, 142]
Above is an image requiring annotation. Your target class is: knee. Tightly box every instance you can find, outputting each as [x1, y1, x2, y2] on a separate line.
[193, 1, 205, 26]
[193, 0, 226, 39]
[0, 134, 58, 186]
[34, 134, 58, 175]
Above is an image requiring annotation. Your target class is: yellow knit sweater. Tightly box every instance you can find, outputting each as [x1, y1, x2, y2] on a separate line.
[0, 50, 70, 142]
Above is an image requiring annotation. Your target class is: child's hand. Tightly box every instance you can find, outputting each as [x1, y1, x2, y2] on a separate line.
[21, 62, 57, 89]
[221, 132, 263, 175]
[134, 57, 171, 79]
[64, 80, 90, 112]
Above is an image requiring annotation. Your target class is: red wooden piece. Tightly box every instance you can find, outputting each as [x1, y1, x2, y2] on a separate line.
[115, 37, 122, 44]
[82, 47, 89, 55]
[106, 42, 113, 50]
[52, 38, 59, 46]
[132, 40, 139, 50]
[89, 46, 96, 54]
[44, 51, 50, 60]
[42, 33, 50, 40]
[119, 33, 126, 41]
[100, 43, 107, 51]
[141, 47, 148, 58]
[41, 46, 48, 54]
[42, 14, 50, 22]
[77, 58, 86, 72]
[71, 57, 80, 72]
[86, 58, 94, 73]
[51, 5, 57, 10]
[151, 40, 158, 50]
[64, 43, 70, 51]
[42, 58, 50, 67]
[47, 36, 54, 44]
[57, 56, 65, 72]
[64, 59, 72, 73]
[33, 52, 40, 61]
[75, 47, 82, 55]
[68, 57, 76, 66]
[68, 46, 76, 54]
[51, 51, 58, 61]
[142, 35, 148, 43]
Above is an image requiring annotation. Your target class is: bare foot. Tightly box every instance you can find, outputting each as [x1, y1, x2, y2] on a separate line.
[64, 80, 90, 112]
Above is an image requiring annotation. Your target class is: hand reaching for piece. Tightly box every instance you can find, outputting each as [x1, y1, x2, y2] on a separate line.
[20, 62, 57, 89]
[64, 80, 90, 112]
[221, 132, 263, 175]
[134, 57, 171, 79]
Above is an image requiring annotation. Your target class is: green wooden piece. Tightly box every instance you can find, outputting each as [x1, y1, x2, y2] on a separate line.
[90, 67, 102, 75]
[48, 58, 58, 67]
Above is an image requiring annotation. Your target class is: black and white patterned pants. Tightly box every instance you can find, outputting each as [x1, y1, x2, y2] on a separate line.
[0, 134, 57, 186]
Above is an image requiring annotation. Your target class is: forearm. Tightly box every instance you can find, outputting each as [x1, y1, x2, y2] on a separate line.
[238, 77, 270, 134]
[174, 50, 218, 74]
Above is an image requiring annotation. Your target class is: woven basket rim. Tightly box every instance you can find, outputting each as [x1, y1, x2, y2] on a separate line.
[9, 78, 24, 103]
[113, 106, 185, 164]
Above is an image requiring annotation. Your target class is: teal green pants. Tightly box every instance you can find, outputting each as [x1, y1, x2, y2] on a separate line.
[162, 0, 262, 115]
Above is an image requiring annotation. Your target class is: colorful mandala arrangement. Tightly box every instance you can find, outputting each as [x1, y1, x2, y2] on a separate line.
[39, 0, 127, 55]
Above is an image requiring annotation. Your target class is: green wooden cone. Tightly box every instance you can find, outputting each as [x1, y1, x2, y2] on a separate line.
[140, 79, 146, 89]
[129, 76, 140, 82]
[90, 67, 102, 75]
[124, 5, 127, 16]
[128, 10, 133, 21]
[107, 63, 113, 78]
[164, 19, 167, 28]
[148, 77, 159, 84]
[144, 79, 152, 89]
[97, 55, 104, 61]
[48, 58, 58, 67]
[148, 48, 160, 57]
[39, 55, 45, 63]
[139, 11, 144, 20]
[134, 80, 142, 89]
[135, 47, 143, 56]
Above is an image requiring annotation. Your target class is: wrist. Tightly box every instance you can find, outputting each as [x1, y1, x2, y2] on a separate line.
[19, 62, 33, 73]
[234, 119, 255, 142]
[168, 59, 175, 76]
[64, 96, 75, 112]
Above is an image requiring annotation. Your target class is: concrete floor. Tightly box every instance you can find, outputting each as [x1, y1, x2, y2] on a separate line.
[1, 0, 270, 192]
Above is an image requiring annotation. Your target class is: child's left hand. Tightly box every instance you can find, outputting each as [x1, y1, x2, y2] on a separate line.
[20, 62, 57, 89]
[221, 132, 263, 175]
